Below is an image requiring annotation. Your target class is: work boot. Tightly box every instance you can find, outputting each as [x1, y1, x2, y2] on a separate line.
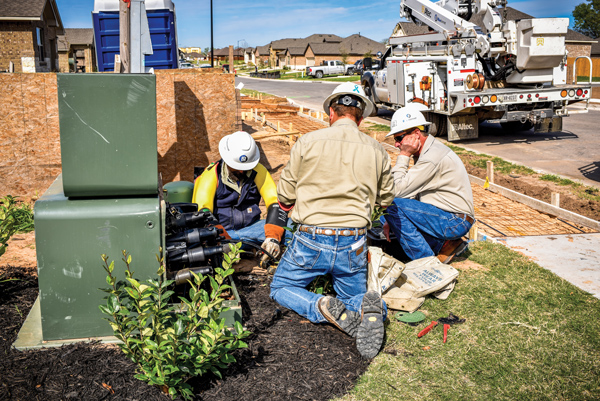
[356, 291, 385, 359]
[317, 296, 360, 337]
[437, 238, 468, 264]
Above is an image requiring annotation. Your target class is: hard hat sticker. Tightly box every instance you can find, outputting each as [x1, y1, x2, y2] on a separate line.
[239, 155, 248, 162]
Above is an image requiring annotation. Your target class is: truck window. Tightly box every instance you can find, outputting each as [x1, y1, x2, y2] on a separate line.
[336, 61, 342, 66]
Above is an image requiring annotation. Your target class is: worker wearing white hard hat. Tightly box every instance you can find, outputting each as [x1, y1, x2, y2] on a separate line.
[381, 106, 475, 264]
[192, 131, 288, 267]
[270, 82, 395, 359]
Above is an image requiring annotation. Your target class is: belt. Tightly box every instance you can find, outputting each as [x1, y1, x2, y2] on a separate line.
[455, 213, 475, 224]
[298, 225, 367, 236]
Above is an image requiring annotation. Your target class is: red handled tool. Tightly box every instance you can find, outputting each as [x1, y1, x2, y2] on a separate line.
[417, 321, 438, 338]
[417, 313, 465, 343]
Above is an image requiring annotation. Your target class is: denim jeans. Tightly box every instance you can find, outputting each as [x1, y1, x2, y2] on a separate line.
[270, 227, 387, 323]
[382, 198, 473, 260]
[227, 218, 294, 253]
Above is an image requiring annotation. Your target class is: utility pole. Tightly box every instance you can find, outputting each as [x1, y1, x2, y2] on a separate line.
[210, 0, 214, 68]
[119, 0, 130, 72]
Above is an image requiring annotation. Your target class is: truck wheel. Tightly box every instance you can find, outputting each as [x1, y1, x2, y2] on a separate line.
[346, 68, 354, 76]
[425, 113, 447, 137]
[316, 71, 324, 79]
[500, 121, 534, 131]
[364, 83, 378, 117]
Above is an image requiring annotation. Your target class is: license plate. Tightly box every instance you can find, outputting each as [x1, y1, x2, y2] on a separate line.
[503, 94, 518, 102]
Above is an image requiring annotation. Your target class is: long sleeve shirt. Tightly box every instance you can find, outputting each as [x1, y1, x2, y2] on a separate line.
[392, 135, 474, 217]
[277, 118, 395, 228]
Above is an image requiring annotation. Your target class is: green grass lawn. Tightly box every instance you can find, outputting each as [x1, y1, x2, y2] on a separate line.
[337, 241, 600, 401]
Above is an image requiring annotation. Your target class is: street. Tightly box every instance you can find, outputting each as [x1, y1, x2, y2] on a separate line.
[237, 76, 600, 189]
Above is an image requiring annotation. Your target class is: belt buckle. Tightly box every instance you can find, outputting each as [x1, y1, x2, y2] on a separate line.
[324, 229, 334, 236]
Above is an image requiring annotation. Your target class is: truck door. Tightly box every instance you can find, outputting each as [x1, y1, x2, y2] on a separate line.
[374, 51, 389, 103]
[335, 60, 343, 75]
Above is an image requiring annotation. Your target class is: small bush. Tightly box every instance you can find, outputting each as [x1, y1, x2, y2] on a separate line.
[100, 245, 250, 400]
[0, 195, 35, 258]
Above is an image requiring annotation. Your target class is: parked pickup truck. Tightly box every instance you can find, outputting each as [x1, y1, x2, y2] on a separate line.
[306, 60, 354, 78]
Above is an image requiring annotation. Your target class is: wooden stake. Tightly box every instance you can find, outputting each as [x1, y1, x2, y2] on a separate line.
[277, 121, 281, 132]
[289, 122, 293, 131]
[486, 161, 494, 184]
[468, 221, 478, 241]
[299, 106, 303, 114]
[551, 192, 560, 208]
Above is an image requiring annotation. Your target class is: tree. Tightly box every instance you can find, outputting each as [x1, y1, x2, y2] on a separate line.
[339, 47, 349, 65]
[573, 0, 600, 38]
[203, 47, 210, 55]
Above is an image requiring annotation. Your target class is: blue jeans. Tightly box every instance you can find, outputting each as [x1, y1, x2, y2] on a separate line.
[270, 227, 387, 323]
[227, 218, 294, 244]
[382, 198, 473, 260]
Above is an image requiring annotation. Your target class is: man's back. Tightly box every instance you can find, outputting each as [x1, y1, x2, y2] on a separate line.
[278, 118, 395, 228]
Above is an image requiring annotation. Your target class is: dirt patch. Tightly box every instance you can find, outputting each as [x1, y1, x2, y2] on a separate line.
[462, 155, 600, 221]
[451, 257, 490, 272]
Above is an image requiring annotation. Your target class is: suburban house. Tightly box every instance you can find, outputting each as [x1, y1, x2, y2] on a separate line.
[243, 47, 255, 65]
[255, 33, 385, 70]
[254, 44, 270, 66]
[0, 0, 64, 72]
[211, 47, 244, 63]
[57, 28, 95, 73]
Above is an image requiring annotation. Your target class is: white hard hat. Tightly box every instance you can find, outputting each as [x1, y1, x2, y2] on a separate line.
[218, 131, 260, 170]
[386, 105, 431, 138]
[322, 82, 374, 118]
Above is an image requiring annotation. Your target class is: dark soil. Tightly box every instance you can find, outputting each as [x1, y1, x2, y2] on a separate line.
[462, 157, 600, 222]
[0, 265, 369, 401]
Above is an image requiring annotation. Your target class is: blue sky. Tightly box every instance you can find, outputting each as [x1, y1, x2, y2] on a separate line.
[56, 0, 580, 48]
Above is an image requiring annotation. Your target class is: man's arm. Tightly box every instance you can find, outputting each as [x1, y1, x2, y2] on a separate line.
[191, 163, 219, 211]
[376, 149, 396, 208]
[276, 141, 301, 209]
[392, 156, 437, 199]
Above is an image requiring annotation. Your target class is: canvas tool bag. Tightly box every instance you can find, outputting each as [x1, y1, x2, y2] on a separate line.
[368, 249, 459, 312]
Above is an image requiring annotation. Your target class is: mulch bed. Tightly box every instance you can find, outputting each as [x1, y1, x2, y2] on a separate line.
[0, 265, 369, 400]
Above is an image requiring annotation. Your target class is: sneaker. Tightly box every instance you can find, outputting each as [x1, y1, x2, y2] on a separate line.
[317, 296, 360, 337]
[356, 291, 385, 359]
[437, 239, 468, 264]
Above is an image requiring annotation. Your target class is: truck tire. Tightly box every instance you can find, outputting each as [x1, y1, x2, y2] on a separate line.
[425, 113, 447, 137]
[316, 70, 324, 79]
[346, 68, 354, 76]
[364, 83, 378, 117]
[500, 121, 534, 131]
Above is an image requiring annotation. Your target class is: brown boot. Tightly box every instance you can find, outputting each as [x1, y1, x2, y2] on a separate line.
[318, 296, 360, 337]
[437, 239, 468, 264]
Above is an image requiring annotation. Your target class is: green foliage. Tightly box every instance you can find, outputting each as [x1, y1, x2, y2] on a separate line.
[308, 274, 335, 295]
[365, 123, 391, 132]
[469, 156, 536, 176]
[339, 47, 349, 65]
[573, 0, 600, 39]
[540, 174, 574, 186]
[99, 246, 250, 400]
[0, 195, 35, 258]
[371, 205, 387, 223]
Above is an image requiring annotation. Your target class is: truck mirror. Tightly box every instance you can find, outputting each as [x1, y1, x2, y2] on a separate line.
[363, 57, 373, 69]
[376, 51, 383, 59]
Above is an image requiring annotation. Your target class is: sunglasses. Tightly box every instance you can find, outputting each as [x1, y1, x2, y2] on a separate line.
[393, 130, 412, 142]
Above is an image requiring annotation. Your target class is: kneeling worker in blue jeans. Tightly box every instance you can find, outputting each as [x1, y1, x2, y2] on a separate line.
[270, 82, 396, 359]
[382, 106, 475, 262]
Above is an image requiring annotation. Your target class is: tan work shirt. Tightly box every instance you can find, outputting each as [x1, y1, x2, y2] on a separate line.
[277, 118, 395, 228]
[392, 135, 475, 217]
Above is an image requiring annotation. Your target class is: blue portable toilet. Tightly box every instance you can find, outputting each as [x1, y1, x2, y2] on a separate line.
[92, 0, 179, 71]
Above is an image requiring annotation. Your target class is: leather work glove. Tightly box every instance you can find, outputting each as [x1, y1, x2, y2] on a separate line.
[260, 237, 280, 268]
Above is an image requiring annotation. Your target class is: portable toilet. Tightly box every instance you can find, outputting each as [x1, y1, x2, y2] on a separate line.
[92, 0, 178, 71]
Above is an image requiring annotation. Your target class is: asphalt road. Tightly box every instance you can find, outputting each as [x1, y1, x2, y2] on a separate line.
[236, 76, 600, 189]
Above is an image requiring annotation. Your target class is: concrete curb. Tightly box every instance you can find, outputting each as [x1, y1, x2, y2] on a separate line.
[238, 75, 356, 85]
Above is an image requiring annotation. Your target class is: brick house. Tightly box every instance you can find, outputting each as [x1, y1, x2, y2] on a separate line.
[254, 44, 270, 67]
[212, 47, 243, 63]
[257, 33, 384, 70]
[0, 0, 64, 72]
[57, 28, 95, 73]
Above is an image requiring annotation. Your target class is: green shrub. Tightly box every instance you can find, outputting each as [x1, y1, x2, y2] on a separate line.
[0, 195, 35, 258]
[99, 245, 251, 400]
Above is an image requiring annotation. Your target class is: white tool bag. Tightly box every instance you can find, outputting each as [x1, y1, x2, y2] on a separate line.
[368, 249, 459, 312]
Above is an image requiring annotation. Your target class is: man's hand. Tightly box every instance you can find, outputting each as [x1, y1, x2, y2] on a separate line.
[399, 133, 421, 157]
[383, 221, 391, 242]
[260, 238, 280, 266]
